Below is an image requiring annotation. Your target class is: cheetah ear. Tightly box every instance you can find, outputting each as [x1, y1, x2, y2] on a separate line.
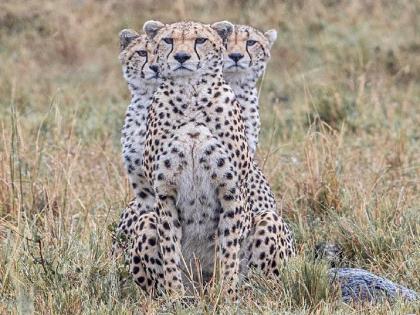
[143, 20, 165, 39]
[211, 21, 234, 41]
[264, 29, 277, 48]
[119, 29, 139, 51]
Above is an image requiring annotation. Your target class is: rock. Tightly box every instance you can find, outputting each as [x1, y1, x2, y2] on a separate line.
[328, 268, 418, 304]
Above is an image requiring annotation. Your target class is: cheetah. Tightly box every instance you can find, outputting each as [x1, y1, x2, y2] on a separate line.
[223, 24, 277, 156]
[125, 20, 295, 298]
[221, 25, 296, 274]
[135, 20, 252, 298]
[112, 30, 159, 257]
[114, 26, 290, 257]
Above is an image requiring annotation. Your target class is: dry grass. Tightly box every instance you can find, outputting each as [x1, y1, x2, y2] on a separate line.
[0, 0, 419, 314]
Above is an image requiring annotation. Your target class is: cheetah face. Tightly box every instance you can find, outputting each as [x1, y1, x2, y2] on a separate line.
[119, 30, 159, 89]
[143, 21, 233, 80]
[223, 25, 277, 79]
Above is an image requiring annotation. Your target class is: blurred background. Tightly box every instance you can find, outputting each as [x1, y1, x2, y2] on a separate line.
[0, 1, 419, 313]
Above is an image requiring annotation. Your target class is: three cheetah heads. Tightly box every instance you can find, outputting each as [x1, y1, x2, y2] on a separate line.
[119, 20, 277, 87]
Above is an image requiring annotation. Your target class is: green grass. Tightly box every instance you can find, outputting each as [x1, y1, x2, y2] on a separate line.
[1, 0, 419, 314]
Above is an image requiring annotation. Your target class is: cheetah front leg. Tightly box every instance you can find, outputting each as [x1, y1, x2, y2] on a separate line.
[217, 192, 245, 299]
[130, 212, 164, 296]
[211, 164, 249, 299]
[154, 188, 185, 297]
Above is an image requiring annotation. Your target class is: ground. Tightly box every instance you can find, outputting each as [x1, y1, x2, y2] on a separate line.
[0, 0, 419, 314]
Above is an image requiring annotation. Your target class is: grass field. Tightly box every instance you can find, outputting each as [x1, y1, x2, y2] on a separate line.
[0, 0, 419, 313]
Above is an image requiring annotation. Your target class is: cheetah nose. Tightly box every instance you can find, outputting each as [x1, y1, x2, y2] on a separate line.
[228, 53, 244, 63]
[149, 64, 159, 73]
[174, 51, 191, 64]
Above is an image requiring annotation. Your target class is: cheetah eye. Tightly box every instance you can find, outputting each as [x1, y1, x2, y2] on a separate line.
[163, 38, 173, 44]
[246, 40, 257, 46]
[136, 50, 147, 57]
[195, 37, 208, 44]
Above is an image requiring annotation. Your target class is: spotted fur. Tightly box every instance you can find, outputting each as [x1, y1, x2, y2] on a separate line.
[136, 20, 253, 298]
[113, 22, 295, 300]
[126, 20, 294, 299]
[223, 24, 277, 155]
[112, 31, 159, 257]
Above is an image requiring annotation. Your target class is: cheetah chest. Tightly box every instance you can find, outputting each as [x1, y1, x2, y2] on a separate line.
[173, 124, 224, 276]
